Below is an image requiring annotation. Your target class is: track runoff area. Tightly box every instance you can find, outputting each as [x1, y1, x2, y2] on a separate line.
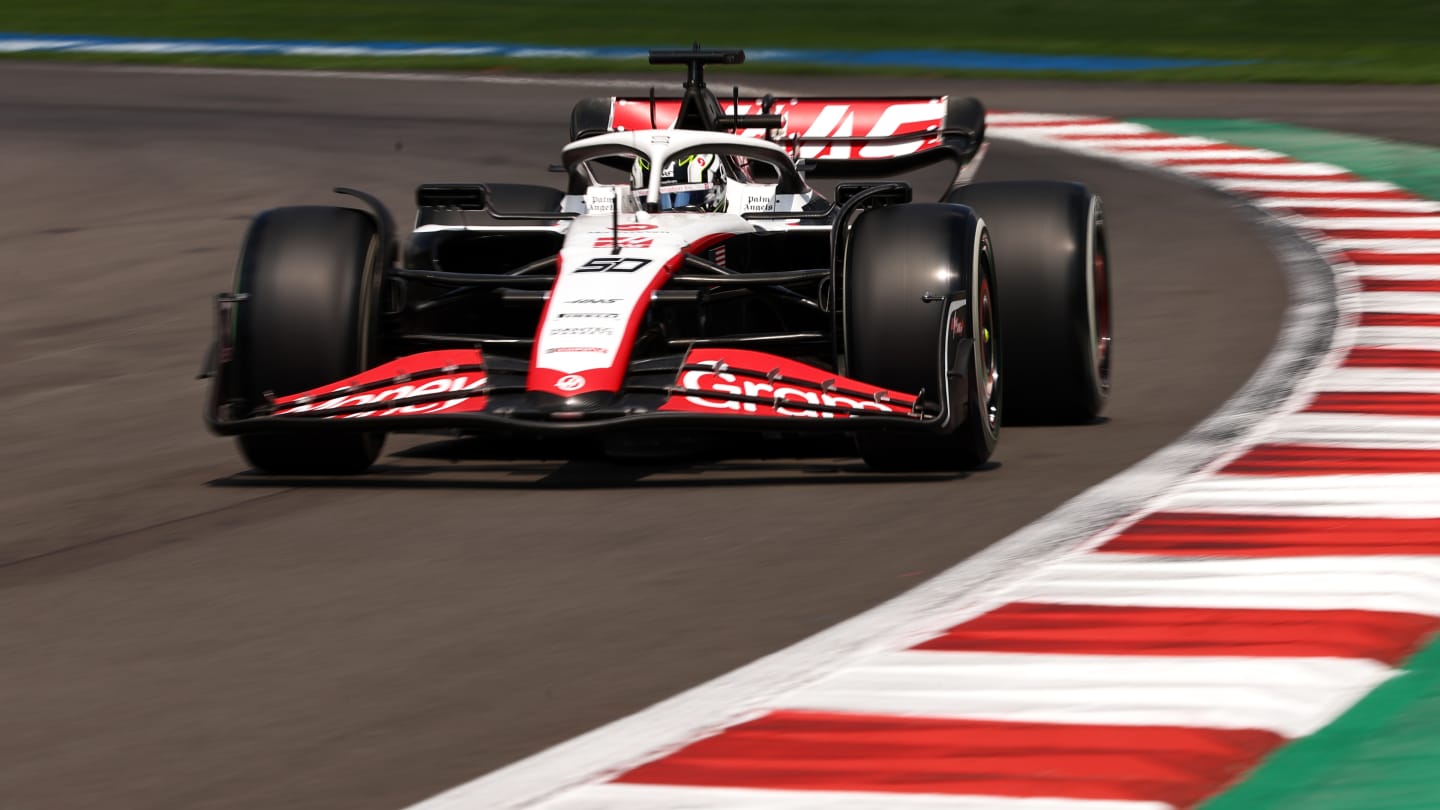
[403, 114, 1440, 809]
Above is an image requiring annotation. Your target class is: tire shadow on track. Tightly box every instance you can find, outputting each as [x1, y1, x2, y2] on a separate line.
[199, 402, 1116, 488]
[204, 433, 1000, 489]
[204, 462, 988, 491]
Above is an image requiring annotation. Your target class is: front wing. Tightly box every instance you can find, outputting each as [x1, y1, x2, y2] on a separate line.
[207, 348, 954, 436]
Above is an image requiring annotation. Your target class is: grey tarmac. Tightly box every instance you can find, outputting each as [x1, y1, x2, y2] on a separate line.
[2, 61, 1429, 810]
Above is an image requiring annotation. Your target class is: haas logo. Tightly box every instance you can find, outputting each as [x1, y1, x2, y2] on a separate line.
[555, 374, 586, 392]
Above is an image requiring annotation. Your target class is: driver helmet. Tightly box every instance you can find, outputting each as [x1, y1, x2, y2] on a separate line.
[632, 153, 727, 212]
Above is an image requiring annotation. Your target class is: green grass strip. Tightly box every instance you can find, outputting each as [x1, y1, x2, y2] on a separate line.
[1135, 118, 1440, 200]
[4, 0, 1440, 82]
[1201, 635, 1440, 809]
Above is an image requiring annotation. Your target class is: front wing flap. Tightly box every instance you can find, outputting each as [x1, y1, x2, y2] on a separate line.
[207, 347, 946, 435]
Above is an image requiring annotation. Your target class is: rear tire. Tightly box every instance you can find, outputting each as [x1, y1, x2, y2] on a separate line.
[570, 96, 613, 141]
[945, 181, 1110, 424]
[846, 203, 1001, 471]
[233, 206, 386, 474]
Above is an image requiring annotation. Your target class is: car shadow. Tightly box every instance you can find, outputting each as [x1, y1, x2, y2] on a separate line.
[206, 434, 1002, 490]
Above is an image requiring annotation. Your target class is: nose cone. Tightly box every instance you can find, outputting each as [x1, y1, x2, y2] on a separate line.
[525, 390, 618, 414]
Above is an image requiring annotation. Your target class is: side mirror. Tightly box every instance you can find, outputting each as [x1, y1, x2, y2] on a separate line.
[415, 184, 488, 210]
[835, 182, 912, 206]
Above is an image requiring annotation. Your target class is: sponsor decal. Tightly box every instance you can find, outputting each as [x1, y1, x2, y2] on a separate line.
[545, 347, 607, 354]
[676, 363, 901, 418]
[278, 373, 486, 419]
[615, 223, 657, 231]
[548, 326, 615, 336]
[576, 257, 652, 272]
[557, 312, 621, 319]
[583, 184, 638, 215]
[565, 298, 621, 305]
[555, 374, 587, 392]
[592, 235, 654, 249]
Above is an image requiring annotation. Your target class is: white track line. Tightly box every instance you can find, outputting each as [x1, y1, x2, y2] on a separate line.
[1264, 413, 1440, 448]
[1301, 217, 1440, 230]
[1319, 366, 1440, 390]
[1110, 148, 1287, 161]
[1256, 198, 1440, 213]
[1164, 475, 1440, 518]
[1353, 325, 1440, 347]
[1323, 238, 1440, 251]
[2, 61, 768, 92]
[1347, 266, 1440, 280]
[541, 784, 1174, 810]
[777, 651, 1390, 737]
[1173, 163, 1354, 177]
[1352, 292, 1440, 315]
[1022, 554, 1440, 615]
[1212, 179, 1402, 194]
[986, 113, 1109, 124]
[1058, 136, 1224, 149]
[1000, 122, 1155, 137]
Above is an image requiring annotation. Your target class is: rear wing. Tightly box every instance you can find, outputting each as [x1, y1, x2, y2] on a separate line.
[575, 94, 986, 180]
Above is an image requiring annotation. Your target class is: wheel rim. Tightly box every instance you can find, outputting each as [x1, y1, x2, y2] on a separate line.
[978, 273, 1000, 431]
[1092, 232, 1112, 393]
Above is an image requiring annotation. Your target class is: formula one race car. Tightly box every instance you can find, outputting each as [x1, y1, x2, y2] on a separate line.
[203, 47, 1110, 473]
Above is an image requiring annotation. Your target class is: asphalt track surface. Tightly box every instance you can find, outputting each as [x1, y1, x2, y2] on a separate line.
[1, 62, 1436, 809]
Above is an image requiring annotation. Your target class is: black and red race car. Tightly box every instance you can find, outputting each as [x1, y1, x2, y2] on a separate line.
[203, 47, 1110, 473]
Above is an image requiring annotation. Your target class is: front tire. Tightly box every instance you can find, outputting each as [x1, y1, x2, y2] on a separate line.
[846, 203, 1001, 471]
[946, 181, 1110, 424]
[232, 206, 386, 474]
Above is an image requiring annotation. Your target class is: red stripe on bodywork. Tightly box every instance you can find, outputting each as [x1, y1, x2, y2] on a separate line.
[1359, 278, 1440, 293]
[1344, 347, 1440, 368]
[1101, 511, 1440, 560]
[614, 710, 1282, 807]
[1223, 443, 1440, 475]
[1307, 391, 1440, 416]
[270, 349, 490, 418]
[1360, 312, 1440, 327]
[915, 603, 1437, 664]
[526, 234, 733, 396]
[1345, 250, 1440, 265]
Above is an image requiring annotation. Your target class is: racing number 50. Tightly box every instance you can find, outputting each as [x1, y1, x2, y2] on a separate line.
[575, 257, 652, 273]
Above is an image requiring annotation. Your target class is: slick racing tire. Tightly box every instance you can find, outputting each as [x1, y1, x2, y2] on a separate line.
[946, 181, 1110, 424]
[847, 203, 1001, 471]
[570, 97, 613, 141]
[415, 183, 565, 226]
[232, 206, 386, 474]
